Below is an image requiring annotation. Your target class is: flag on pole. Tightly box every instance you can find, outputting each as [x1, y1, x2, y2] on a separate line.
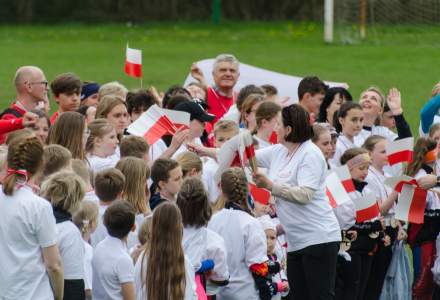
[334, 165, 356, 193]
[249, 183, 271, 205]
[125, 46, 142, 78]
[395, 184, 427, 224]
[325, 170, 351, 208]
[386, 137, 413, 166]
[127, 105, 189, 144]
[352, 192, 380, 222]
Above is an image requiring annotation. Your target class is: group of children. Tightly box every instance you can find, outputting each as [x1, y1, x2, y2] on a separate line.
[1, 55, 440, 300]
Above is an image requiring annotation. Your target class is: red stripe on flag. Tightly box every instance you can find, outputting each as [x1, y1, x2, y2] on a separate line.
[326, 187, 337, 208]
[341, 179, 355, 193]
[231, 151, 242, 167]
[387, 150, 413, 166]
[408, 187, 428, 224]
[245, 144, 255, 160]
[249, 183, 271, 205]
[356, 202, 380, 223]
[395, 179, 418, 193]
[125, 61, 142, 78]
[142, 116, 170, 144]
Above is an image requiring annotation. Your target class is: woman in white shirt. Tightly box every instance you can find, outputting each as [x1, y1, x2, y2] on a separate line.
[0, 136, 63, 300]
[134, 202, 197, 300]
[254, 104, 341, 300]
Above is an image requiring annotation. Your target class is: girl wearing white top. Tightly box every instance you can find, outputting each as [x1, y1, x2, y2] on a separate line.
[406, 137, 440, 299]
[134, 202, 197, 300]
[0, 136, 63, 300]
[86, 118, 119, 173]
[253, 104, 341, 300]
[312, 123, 336, 168]
[208, 168, 271, 300]
[41, 170, 88, 300]
[253, 101, 282, 149]
[73, 200, 99, 299]
[330, 102, 364, 168]
[177, 177, 229, 297]
[240, 94, 265, 132]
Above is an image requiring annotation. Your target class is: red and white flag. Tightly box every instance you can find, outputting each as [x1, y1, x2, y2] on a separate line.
[333, 165, 356, 193]
[386, 137, 413, 166]
[249, 183, 271, 205]
[352, 192, 380, 222]
[125, 46, 142, 78]
[325, 171, 351, 208]
[395, 184, 427, 224]
[127, 105, 189, 144]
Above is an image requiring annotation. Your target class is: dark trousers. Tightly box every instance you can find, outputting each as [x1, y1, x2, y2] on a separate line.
[287, 241, 339, 300]
[64, 279, 85, 300]
[335, 252, 374, 300]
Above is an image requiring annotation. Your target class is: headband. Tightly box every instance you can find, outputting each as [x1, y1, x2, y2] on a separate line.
[347, 153, 371, 169]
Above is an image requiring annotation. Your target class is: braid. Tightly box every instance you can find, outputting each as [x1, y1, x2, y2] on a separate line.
[3, 137, 43, 196]
[221, 168, 251, 214]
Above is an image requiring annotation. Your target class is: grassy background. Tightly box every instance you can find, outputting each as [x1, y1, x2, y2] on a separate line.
[0, 22, 439, 131]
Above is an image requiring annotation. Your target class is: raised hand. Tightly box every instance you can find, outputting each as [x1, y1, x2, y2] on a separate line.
[22, 111, 38, 127]
[386, 88, 403, 115]
[191, 63, 205, 82]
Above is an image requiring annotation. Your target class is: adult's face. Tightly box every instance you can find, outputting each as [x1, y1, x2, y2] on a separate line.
[212, 62, 239, 90]
[27, 70, 49, 103]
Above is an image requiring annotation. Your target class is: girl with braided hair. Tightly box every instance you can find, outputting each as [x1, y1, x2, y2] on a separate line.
[208, 167, 274, 300]
[0, 136, 64, 300]
[177, 177, 229, 297]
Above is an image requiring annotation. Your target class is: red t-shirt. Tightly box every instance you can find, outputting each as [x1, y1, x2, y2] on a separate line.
[0, 103, 26, 144]
[207, 86, 234, 124]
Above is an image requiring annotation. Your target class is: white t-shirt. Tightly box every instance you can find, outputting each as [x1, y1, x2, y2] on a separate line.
[57, 220, 85, 279]
[208, 208, 268, 300]
[202, 157, 220, 204]
[0, 186, 57, 300]
[253, 135, 272, 149]
[329, 134, 361, 169]
[365, 166, 395, 224]
[87, 153, 119, 173]
[149, 138, 202, 161]
[91, 203, 111, 247]
[84, 190, 99, 203]
[183, 226, 229, 282]
[134, 253, 197, 300]
[92, 236, 134, 300]
[356, 126, 398, 145]
[256, 142, 341, 252]
[84, 241, 93, 290]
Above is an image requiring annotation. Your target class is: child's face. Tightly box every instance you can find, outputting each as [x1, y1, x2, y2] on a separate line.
[326, 93, 344, 123]
[260, 113, 280, 134]
[254, 201, 270, 217]
[130, 106, 148, 123]
[214, 129, 237, 148]
[162, 166, 184, 196]
[370, 140, 388, 169]
[31, 117, 50, 144]
[245, 102, 262, 132]
[56, 91, 81, 112]
[381, 111, 395, 130]
[340, 108, 363, 138]
[314, 132, 333, 160]
[96, 129, 119, 157]
[107, 104, 130, 135]
[82, 93, 99, 108]
[350, 161, 369, 182]
[265, 229, 277, 255]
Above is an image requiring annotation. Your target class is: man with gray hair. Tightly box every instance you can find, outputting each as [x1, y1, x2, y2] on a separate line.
[191, 54, 240, 124]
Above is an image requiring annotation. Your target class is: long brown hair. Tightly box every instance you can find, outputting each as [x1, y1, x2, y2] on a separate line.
[85, 118, 115, 153]
[3, 136, 43, 195]
[48, 111, 86, 160]
[406, 137, 437, 177]
[142, 202, 186, 300]
[116, 157, 151, 215]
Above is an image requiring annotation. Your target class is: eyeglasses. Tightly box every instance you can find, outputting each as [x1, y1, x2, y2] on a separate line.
[29, 81, 49, 88]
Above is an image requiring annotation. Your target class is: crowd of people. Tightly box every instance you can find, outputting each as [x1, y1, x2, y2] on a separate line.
[1, 54, 440, 300]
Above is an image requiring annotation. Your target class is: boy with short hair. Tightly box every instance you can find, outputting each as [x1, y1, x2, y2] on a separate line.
[120, 135, 149, 164]
[90, 168, 126, 247]
[126, 90, 157, 122]
[149, 158, 183, 210]
[41, 144, 72, 180]
[297, 76, 328, 119]
[50, 72, 82, 124]
[92, 200, 136, 300]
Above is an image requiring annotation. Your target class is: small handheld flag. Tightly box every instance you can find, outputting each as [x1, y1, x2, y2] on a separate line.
[125, 46, 142, 78]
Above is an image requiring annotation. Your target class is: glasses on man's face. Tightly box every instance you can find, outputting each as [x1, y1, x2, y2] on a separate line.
[29, 81, 49, 88]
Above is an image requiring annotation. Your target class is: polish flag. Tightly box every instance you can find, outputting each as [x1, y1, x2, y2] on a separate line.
[395, 184, 427, 224]
[352, 192, 380, 222]
[127, 105, 189, 144]
[249, 183, 271, 205]
[333, 165, 356, 193]
[386, 137, 413, 166]
[384, 175, 416, 192]
[125, 46, 142, 78]
[325, 171, 351, 208]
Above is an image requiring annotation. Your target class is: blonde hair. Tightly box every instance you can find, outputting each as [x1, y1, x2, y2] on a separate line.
[138, 216, 153, 245]
[73, 200, 99, 235]
[0, 145, 8, 175]
[5, 128, 36, 146]
[42, 144, 72, 177]
[98, 81, 128, 101]
[116, 157, 151, 215]
[95, 95, 126, 119]
[362, 135, 386, 152]
[220, 167, 252, 215]
[41, 171, 86, 215]
[429, 123, 440, 138]
[240, 94, 265, 127]
[175, 151, 202, 178]
[213, 119, 239, 137]
[71, 159, 91, 186]
[361, 86, 386, 108]
[85, 118, 115, 153]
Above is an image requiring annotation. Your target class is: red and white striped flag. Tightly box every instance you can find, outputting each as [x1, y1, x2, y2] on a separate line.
[325, 170, 351, 208]
[249, 183, 271, 205]
[333, 165, 356, 193]
[127, 105, 189, 144]
[125, 46, 142, 78]
[386, 137, 413, 166]
[395, 184, 427, 224]
[352, 192, 380, 222]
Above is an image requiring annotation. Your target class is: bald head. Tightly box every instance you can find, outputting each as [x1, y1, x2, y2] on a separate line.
[14, 66, 44, 90]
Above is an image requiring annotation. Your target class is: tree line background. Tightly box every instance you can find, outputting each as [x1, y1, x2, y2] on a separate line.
[2, 0, 440, 24]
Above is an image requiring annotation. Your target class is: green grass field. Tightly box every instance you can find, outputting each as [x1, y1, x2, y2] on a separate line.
[0, 22, 439, 131]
